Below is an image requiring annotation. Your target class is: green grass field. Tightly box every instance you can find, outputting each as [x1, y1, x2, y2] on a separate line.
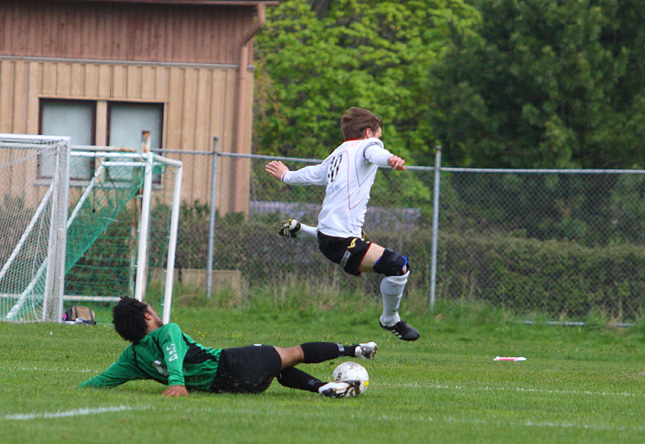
[1, 301, 644, 444]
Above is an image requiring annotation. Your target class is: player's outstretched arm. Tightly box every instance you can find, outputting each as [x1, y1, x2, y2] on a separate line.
[265, 161, 290, 181]
[162, 385, 188, 397]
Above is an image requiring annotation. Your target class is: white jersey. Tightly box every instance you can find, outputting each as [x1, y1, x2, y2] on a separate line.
[282, 138, 393, 238]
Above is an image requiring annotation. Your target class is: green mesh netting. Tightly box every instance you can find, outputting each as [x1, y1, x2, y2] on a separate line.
[64, 161, 169, 300]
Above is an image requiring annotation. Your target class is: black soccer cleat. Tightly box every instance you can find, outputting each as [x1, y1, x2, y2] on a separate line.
[278, 219, 301, 238]
[379, 320, 420, 341]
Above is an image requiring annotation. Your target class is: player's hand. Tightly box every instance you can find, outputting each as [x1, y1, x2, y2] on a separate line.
[388, 155, 406, 171]
[265, 161, 290, 180]
[162, 385, 188, 397]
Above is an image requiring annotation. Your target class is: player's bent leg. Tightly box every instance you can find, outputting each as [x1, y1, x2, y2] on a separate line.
[276, 342, 377, 370]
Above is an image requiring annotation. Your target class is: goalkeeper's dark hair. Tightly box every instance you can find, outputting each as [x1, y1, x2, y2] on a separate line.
[112, 297, 149, 344]
[341, 107, 382, 140]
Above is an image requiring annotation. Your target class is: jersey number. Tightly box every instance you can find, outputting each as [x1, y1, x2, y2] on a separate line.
[327, 155, 343, 183]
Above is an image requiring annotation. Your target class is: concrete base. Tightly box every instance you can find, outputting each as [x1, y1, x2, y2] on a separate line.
[151, 268, 242, 291]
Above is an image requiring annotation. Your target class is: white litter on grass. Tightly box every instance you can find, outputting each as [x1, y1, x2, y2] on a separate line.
[4, 405, 133, 421]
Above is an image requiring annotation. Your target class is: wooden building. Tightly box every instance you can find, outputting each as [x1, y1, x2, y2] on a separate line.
[0, 0, 276, 213]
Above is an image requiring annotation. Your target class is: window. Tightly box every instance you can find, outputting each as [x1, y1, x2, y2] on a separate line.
[108, 102, 164, 182]
[108, 102, 163, 151]
[40, 99, 95, 179]
[39, 99, 164, 183]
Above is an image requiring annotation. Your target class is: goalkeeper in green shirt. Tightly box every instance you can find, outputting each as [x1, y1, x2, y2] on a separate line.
[80, 297, 377, 398]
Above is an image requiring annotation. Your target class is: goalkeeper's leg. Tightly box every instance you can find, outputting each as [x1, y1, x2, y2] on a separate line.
[275, 342, 377, 396]
[278, 219, 318, 239]
[277, 367, 324, 393]
[277, 368, 362, 398]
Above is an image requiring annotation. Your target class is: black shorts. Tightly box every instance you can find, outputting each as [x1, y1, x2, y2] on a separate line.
[317, 232, 371, 276]
[210, 345, 281, 394]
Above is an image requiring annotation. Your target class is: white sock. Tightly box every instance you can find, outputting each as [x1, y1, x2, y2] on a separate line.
[379, 271, 409, 326]
[296, 222, 318, 239]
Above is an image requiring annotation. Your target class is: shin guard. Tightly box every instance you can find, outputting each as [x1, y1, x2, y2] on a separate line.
[380, 271, 409, 326]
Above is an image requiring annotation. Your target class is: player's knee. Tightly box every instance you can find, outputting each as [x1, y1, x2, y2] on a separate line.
[373, 249, 408, 277]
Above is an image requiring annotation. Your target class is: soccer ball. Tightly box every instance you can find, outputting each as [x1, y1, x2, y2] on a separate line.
[332, 361, 369, 394]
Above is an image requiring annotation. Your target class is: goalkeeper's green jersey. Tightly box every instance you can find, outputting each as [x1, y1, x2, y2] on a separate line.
[79, 323, 222, 391]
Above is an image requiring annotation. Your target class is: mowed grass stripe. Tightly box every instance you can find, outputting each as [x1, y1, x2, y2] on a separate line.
[1, 366, 98, 373]
[379, 382, 644, 397]
[8, 403, 639, 433]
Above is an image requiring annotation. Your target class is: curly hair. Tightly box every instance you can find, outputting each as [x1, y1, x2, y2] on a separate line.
[112, 297, 149, 343]
[340, 107, 382, 140]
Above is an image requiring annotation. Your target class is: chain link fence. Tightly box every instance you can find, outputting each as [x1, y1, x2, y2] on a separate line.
[436, 165, 645, 323]
[172, 149, 645, 323]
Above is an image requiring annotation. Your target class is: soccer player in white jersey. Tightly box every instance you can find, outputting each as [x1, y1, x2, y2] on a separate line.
[265, 107, 419, 341]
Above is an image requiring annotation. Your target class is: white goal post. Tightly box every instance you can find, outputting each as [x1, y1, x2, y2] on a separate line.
[0, 134, 70, 323]
[0, 134, 182, 324]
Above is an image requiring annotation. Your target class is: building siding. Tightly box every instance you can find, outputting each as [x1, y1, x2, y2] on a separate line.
[0, 0, 264, 213]
[0, 2, 255, 65]
[0, 58, 251, 212]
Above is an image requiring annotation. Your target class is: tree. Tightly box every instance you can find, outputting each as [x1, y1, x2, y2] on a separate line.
[429, 0, 645, 169]
[429, 0, 645, 246]
[254, 0, 480, 163]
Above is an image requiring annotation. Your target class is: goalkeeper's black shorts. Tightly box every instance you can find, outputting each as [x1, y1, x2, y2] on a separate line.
[210, 345, 281, 394]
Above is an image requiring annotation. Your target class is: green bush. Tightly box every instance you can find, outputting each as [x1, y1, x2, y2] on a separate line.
[184, 212, 645, 321]
[436, 231, 645, 321]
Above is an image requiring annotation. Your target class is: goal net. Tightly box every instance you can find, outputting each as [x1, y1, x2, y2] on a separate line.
[0, 134, 182, 323]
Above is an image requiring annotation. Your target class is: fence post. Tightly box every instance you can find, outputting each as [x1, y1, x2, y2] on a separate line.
[206, 137, 219, 299]
[429, 145, 442, 310]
